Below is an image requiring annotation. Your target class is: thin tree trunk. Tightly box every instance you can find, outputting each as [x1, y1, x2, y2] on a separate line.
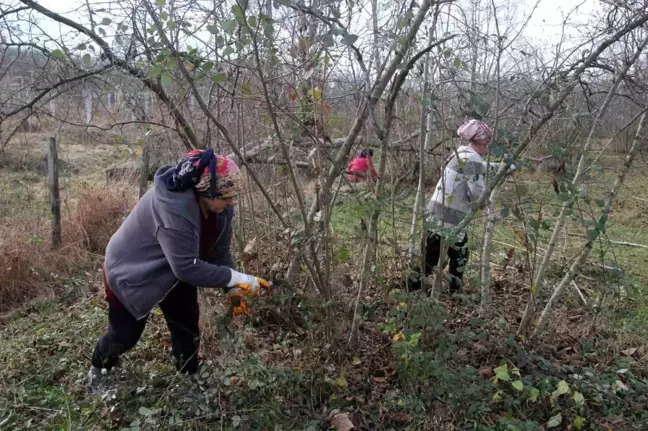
[408, 27, 434, 262]
[532, 112, 647, 339]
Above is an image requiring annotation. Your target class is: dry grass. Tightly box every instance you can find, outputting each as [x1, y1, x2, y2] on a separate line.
[0, 183, 136, 311]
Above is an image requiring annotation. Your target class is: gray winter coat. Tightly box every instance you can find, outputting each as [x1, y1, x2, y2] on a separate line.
[104, 165, 235, 320]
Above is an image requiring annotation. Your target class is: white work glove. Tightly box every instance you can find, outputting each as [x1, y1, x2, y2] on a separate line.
[226, 269, 270, 298]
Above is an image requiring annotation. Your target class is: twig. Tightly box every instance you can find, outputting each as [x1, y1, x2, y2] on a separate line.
[0, 411, 12, 428]
[567, 232, 648, 249]
[571, 280, 588, 305]
[632, 196, 648, 203]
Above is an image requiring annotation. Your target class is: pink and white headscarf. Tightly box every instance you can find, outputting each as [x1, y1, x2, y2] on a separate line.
[457, 119, 493, 146]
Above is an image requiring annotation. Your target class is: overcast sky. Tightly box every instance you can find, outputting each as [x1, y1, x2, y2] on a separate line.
[24, 0, 601, 57]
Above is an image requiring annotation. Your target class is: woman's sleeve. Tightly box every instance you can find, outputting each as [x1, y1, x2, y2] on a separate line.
[156, 224, 232, 288]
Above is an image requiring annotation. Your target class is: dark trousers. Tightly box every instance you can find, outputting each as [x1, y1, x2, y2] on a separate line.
[422, 231, 469, 292]
[91, 280, 200, 374]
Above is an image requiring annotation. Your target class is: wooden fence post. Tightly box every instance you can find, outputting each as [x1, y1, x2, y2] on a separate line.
[47, 137, 61, 249]
[139, 138, 150, 199]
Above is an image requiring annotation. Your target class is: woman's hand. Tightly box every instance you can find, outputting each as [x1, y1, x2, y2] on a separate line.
[226, 270, 270, 316]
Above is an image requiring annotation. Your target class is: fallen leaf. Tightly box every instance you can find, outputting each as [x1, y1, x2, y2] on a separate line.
[478, 367, 493, 378]
[386, 412, 412, 423]
[622, 347, 638, 356]
[331, 412, 355, 431]
[242, 237, 258, 264]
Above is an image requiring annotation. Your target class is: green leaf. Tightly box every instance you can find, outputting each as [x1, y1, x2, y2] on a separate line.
[167, 20, 177, 29]
[139, 407, 151, 416]
[232, 415, 241, 428]
[444, 48, 453, 58]
[555, 380, 571, 396]
[101, 17, 111, 25]
[52, 49, 64, 58]
[247, 16, 257, 28]
[148, 65, 162, 78]
[499, 207, 510, 219]
[453, 57, 463, 68]
[222, 46, 234, 56]
[99, 27, 106, 36]
[232, 5, 245, 22]
[202, 62, 214, 72]
[494, 364, 510, 382]
[160, 11, 168, 20]
[211, 73, 227, 83]
[573, 416, 586, 430]
[223, 19, 237, 34]
[573, 390, 585, 407]
[596, 199, 605, 207]
[166, 55, 177, 69]
[528, 387, 540, 402]
[82, 53, 91, 65]
[421, 98, 432, 108]
[547, 413, 562, 428]
[341, 34, 359, 46]
[157, 0, 165, 5]
[512, 380, 524, 391]
[207, 24, 218, 34]
[240, 82, 252, 95]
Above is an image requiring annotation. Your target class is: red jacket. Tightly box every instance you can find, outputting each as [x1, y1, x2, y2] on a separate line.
[347, 157, 377, 182]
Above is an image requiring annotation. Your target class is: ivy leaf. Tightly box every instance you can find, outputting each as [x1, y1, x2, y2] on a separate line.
[222, 46, 234, 56]
[493, 364, 510, 382]
[247, 16, 257, 28]
[232, 415, 241, 428]
[528, 387, 540, 402]
[211, 73, 227, 83]
[99, 27, 106, 36]
[547, 413, 562, 428]
[101, 17, 111, 25]
[206, 24, 218, 34]
[82, 53, 91, 65]
[341, 34, 359, 46]
[421, 98, 432, 108]
[573, 390, 585, 407]
[160, 11, 168, 20]
[148, 65, 162, 78]
[553, 380, 571, 397]
[512, 380, 524, 391]
[453, 57, 463, 68]
[167, 20, 177, 29]
[573, 416, 586, 430]
[139, 406, 151, 416]
[202, 62, 214, 72]
[444, 48, 453, 58]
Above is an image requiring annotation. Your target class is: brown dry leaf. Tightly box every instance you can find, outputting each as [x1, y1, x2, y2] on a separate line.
[478, 367, 493, 378]
[331, 412, 355, 431]
[387, 413, 412, 424]
[242, 237, 258, 264]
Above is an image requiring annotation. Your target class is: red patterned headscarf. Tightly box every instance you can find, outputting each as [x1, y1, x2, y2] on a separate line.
[457, 119, 493, 146]
[166, 149, 241, 199]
